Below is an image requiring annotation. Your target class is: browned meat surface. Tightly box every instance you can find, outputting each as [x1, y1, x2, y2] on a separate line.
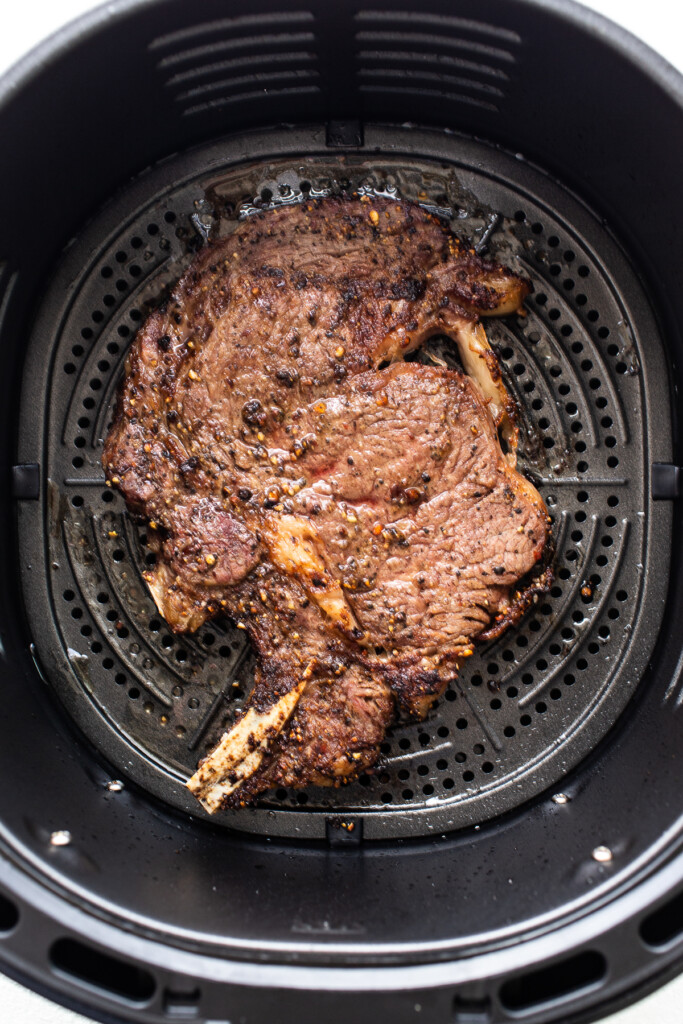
[102, 195, 550, 810]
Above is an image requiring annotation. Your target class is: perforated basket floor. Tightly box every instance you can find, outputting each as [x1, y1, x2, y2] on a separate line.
[17, 127, 672, 839]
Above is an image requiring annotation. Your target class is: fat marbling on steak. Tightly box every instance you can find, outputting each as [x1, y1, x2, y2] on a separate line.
[102, 195, 551, 810]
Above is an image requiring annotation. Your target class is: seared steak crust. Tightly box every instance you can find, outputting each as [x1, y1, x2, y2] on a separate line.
[103, 195, 549, 809]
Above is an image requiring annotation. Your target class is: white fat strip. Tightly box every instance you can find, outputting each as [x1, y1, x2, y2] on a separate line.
[262, 514, 358, 632]
[450, 320, 518, 463]
[143, 567, 208, 632]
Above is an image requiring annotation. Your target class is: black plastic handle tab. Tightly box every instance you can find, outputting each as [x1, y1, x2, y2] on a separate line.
[652, 463, 681, 500]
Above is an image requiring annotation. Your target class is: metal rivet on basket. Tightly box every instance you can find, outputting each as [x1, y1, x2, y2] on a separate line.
[106, 779, 124, 792]
[592, 845, 613, 863]
[552, 793, 570, 805]
[50, 830, 72, 847]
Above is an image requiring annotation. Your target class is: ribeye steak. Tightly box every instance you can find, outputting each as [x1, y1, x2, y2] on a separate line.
[102, 195, 550, 811]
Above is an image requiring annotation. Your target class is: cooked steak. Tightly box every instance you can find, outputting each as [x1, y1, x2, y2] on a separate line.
[103, 195, 550, 810]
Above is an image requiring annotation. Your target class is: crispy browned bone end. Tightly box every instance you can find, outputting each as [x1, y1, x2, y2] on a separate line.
[190, 666, 395, 811]
[102, 194, 548, 811]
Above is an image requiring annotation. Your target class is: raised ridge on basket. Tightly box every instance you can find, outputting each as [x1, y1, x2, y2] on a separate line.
[355, 27, 517, 66]
[150, 14, 321, 120]
[170, 52, 319, 95]
[174, 69, 320, 106]
[359, 61, 506, 96]
[355, 11, 517, 114]
[358, 83, 499, 113]
[155, 30, 317, 71]
[182, 85, 322, 119]
[357, 47, 510, 81]
[355, 10, 522, 45]
[149, 12, 315, 52]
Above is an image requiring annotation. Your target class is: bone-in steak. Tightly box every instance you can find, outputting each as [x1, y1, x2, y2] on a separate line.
[103, 195, 550, 810]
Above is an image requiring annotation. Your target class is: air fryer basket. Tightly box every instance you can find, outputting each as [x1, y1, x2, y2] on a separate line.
[2, 1, 683, 1022]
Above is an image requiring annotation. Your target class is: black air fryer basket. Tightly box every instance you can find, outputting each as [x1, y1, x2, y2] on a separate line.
[2, 1, 683, 1021]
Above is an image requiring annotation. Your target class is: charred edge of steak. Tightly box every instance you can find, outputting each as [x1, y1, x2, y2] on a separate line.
[476, 548, 555, 645]
[379, 663, 447, 721]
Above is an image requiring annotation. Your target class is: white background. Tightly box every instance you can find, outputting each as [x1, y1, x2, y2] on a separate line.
[0, 1, 681, 1021]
